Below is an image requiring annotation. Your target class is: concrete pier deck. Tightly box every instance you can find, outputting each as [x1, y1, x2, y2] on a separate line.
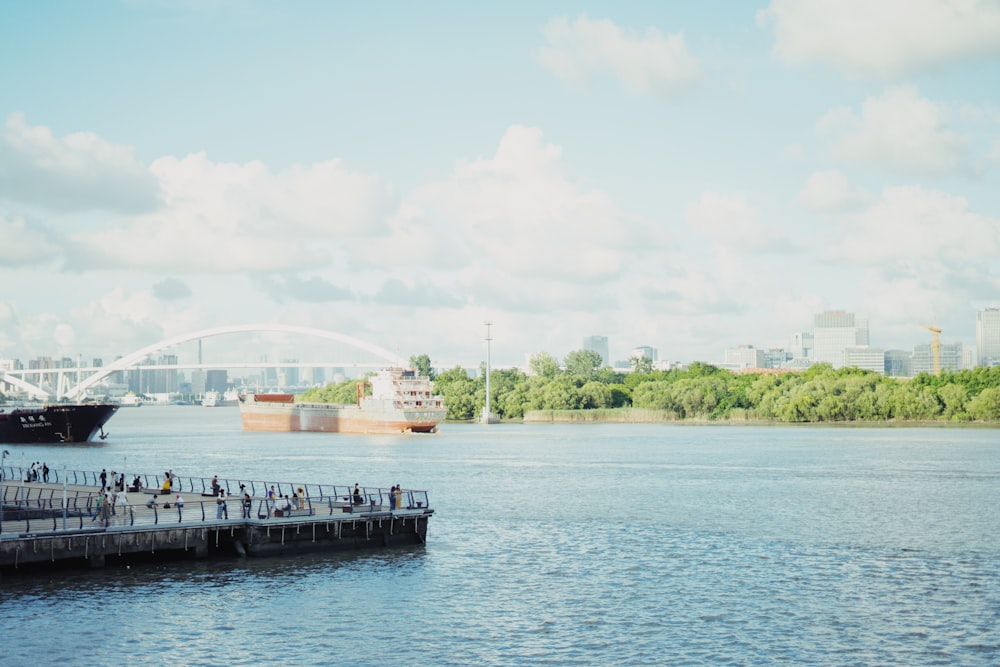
[0, 471, 433, 573]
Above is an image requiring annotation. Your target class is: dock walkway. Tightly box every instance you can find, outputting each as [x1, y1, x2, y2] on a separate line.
[0, 467, 433, 572]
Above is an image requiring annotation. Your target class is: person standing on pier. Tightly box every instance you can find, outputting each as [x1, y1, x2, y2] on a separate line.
[42, 462, 49, 483]
[242, 492, 252, 519]
[217, 491, 228, 519]
[100, 492, 111, 527]
[100, 468, 107, 491]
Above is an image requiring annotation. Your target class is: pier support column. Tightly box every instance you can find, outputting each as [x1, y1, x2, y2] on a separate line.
[194, 544, 208, 558]
[88, 554, 106, 569]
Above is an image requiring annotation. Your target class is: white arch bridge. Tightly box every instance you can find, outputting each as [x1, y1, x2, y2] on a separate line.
[2, 324, 411, 401]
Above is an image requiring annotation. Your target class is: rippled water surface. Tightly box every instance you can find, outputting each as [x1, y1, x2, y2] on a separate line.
[2, 409, 998, 666]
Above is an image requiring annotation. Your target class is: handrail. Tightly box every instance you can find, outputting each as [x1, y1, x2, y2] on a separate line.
[0, 466, 430, 535]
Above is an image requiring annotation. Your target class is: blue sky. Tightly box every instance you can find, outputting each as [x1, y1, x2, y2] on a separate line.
[1, 0, 999, 370]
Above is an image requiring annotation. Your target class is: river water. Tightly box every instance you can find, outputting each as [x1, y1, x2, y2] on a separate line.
[1, 407, 998, 666]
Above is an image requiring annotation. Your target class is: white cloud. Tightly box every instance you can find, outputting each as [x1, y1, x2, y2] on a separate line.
[64, 151, 395, 273]
[685, 192, 795, 252]
[0, 113, 160, 213]
[389, 125, 656, 295]
[816, 86, 969, 176]
[538, 14, 701, 98]
[830, 185, 1000, 265]
[797, 170, 871, 212]
[759, 0, 1000, 78]
[0, 214, 60, 266]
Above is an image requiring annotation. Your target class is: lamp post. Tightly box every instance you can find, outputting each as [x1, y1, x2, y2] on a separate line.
[1, 449, 9, 529]
[62, 464, 67, 530]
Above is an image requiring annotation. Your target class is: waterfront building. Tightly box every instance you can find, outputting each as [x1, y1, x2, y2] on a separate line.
[843, 347, 886, 374]
[764, 348, 790, 369]
[583, 335, 610, 366]
[976, 307, 1000, 367]
[630, 346, 658, 362]
[912, 342, 964, 375]
[205, 369, 228, 393]
[725, 344, 765, 370]
[813, 310, 869, 369]
[788, 332, 813, 360]
[281, 359, 299, 388]
[883, 349, 912, 378]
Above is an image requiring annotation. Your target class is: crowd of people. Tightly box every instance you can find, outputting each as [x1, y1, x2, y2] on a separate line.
[20, 464, 411, 523]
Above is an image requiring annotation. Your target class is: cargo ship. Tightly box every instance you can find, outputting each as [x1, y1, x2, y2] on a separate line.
[0, 403, 119, 443]
[238, 368, 446, 434]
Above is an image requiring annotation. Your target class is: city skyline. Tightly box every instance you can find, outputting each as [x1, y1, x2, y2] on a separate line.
[3, 306, 996, 380]
[1, 2, 999, 368]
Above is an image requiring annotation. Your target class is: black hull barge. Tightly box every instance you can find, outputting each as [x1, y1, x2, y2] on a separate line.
[0, 471, 432, 573]
[0, 404, 118, 443]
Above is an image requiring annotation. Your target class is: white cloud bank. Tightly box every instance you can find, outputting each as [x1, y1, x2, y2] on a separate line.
[759, 0, 1000, 78]
[0, 112, 160, 213]
[538, 14, 701, 98]
[817, 86, 972, 176]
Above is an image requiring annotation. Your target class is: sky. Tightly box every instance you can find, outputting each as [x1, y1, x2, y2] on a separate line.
[1, 0, 999, 370]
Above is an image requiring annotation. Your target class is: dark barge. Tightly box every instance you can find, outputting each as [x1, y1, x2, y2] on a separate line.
[0, 403, 118, 443]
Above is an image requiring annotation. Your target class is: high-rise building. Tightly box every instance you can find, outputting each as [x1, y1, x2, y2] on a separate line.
[884, 350, 912, 377]
[813, 310, 869, 369]
[912, 342, 964, 375]
[788, 332, 813, 360]
[725, 345, 764, 369]
[281, 359, 299, 388]
[976, 307, 1000, 367]
[630, 346, 657, 362]
[764, 348, 790, 368]
[205, 369, 228, 393]
[582, 336, 610, 366]
[843, 347, 885, 374]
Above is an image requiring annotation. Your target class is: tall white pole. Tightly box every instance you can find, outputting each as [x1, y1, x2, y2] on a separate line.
[483, 321, 492, 425]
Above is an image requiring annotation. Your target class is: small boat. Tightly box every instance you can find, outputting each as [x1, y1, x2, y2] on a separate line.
[202, 388, 239, 407]
[117, 393, 144, 407]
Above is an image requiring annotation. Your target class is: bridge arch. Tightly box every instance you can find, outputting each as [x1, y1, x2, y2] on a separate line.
[64, 324, 408, 400]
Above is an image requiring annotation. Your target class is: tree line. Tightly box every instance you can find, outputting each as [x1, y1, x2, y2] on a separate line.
[300, 350, 1000, 424]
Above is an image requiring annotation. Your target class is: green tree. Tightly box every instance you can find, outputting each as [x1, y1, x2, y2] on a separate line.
[630, 355, 653, 374]
[409, 354, 433, 378]
[579, 381, 612, 409]
[938, 382, 969, 421]
[564, 349, 603, 380]
[299, 377, 363, 404]
[529, 352, 561, 378]
[632, 381, 674, 412]
[967, 387, 1000, 421]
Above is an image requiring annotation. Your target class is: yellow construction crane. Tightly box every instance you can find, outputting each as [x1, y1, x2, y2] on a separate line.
[918, 323, 942, 375]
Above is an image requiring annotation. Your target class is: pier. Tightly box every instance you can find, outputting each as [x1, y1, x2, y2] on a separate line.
[0, 466, 432, 573]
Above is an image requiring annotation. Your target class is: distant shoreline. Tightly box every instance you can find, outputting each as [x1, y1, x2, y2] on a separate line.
[504, 408, 1000, 427]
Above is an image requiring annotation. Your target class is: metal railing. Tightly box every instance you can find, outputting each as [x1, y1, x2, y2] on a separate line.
[0, 465, 430, 535]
